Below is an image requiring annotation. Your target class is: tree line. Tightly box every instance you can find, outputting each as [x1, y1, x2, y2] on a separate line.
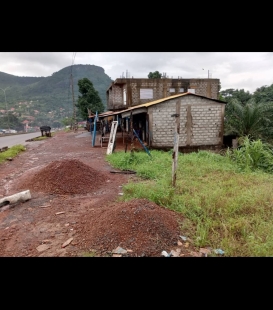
[220, 87, 273, 145]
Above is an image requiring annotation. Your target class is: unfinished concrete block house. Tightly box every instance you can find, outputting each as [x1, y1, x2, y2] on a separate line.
[101, 77, 226, 152]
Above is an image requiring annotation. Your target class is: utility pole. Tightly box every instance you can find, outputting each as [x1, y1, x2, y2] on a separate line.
[70, 74, 77, 132]
[0, 87, 10, 131]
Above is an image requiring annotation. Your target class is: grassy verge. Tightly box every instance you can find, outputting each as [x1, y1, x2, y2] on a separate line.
[106, 148, 273, 256]
[0, 144, 26, 164]
[0, 132, 56, 163]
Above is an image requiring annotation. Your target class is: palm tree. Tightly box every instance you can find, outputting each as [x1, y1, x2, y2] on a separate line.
[224, 98, 273, 144]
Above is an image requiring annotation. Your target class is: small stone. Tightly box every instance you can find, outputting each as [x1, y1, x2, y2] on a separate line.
[42, 239, 51, 244]
[170, 250, 180, 257]
[112, 246, 127, 254]
[62, 237, 73, 248]
[200, 248, 211, 255]
[161, 250, 170, 257]
[190, 251, 203, 257]
[36, 244, 50, 252]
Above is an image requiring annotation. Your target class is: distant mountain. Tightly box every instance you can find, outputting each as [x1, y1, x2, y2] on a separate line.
[0, 64, 113, 127]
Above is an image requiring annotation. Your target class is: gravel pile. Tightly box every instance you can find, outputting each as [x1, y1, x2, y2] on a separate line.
[19, 159, 108, 195]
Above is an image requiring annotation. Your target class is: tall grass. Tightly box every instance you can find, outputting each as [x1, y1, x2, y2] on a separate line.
[106, 146, 273, 256]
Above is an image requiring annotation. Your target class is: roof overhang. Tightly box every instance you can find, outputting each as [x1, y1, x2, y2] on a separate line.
[121, 107, 148, 118]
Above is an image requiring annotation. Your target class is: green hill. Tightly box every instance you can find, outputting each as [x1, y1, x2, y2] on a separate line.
[0, 64, 113, 129]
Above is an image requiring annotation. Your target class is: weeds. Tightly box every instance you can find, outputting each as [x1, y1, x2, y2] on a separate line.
[106, 146, 273, 256]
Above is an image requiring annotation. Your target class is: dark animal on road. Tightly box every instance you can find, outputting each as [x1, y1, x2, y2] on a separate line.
[40, 126, 51, 137]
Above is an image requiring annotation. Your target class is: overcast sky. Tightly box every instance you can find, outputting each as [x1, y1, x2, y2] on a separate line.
[0, 52, 272, 94]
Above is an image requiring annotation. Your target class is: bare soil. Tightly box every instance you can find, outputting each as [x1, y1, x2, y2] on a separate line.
[0, 129, 203, 257]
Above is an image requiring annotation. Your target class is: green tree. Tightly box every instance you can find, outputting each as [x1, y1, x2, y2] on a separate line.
[61, 117, 74, 127]
[218, 93, 225, 101]
[220, 88, 252, 105]
[224, 98, 273, 143]
[76, 78, 104, 120]
[253, 84, 273, 103]
[148, 71, 162, 79]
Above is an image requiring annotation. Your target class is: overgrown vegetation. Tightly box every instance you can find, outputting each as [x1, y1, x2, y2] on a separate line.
[225, 136, 273, 173]
[106, 139, 273, 256]
[0, 144, 26, 164]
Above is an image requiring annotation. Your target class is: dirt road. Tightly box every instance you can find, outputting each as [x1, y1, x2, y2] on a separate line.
[0, 130, 200, 257]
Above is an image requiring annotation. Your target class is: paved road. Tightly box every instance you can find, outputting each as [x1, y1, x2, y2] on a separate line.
[0, 132, 41, 149]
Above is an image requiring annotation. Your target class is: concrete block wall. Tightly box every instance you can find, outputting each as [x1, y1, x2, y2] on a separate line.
[131, 82, 139, 105]
[108, 85, 123, 109]
[113, 85, 123, 103]
[108, 89, 113, 108]
[152, 103, 188, 146]
[131, 81, 172, 105]
[107, 78, 221, 109]
[189, 79, 220, 99]
[211, 82, 220, 99]
[191, 105, 222, 145]
[149, 96, 224, 148]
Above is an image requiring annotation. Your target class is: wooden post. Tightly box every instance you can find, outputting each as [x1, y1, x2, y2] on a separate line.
[92, 111, 98, 147]
[130, 111, 134, 153]
[172, 99, 181, 187]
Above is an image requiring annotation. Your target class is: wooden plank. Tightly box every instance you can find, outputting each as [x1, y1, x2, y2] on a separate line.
[186, 105, 192, 146]
[106, 121, 118, 155]
[172, 99, 181, 187]
[133, 129, 151, 157]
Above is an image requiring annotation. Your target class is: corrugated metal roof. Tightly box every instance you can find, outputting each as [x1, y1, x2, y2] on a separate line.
[98, 111, 115, 117]
[98, 109, 128, 118]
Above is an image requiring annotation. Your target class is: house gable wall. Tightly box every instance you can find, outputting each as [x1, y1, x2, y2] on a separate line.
[148, 95, 224, 149]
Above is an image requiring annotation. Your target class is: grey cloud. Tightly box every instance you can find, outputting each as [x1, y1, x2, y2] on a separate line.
[0, 52, 272, 93]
